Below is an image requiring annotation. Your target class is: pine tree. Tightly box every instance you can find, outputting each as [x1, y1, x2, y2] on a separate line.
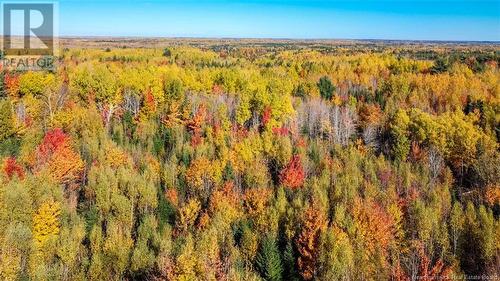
[256, 235, 284, 281]
[317, 76, 335, 100]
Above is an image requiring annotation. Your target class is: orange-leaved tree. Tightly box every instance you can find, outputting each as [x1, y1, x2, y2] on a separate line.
[352, 198, 394, 276]
[35, 128, 84, 186]
[296, 206, 327, 280]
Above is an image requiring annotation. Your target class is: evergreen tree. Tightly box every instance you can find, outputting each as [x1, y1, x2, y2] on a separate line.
[256, 235, 284, 281]
[317, 76, 335, 100]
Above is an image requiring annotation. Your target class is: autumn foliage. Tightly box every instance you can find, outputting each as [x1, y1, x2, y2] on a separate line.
[33, 201, 61, 247]
[2, 157, 24, 180]
[392, 243, 452, 281]
[279, 155, 305, 189]
[261, 106, 272, 127]
[35, 128, 84, 185]
[187, 104, 207, 146]
[0, 42, 498, 280]
[4, 73, 20, 98]
[296, 206, 327, 280]
[353, 199, 394, 260]
[37, 128, 68, 158]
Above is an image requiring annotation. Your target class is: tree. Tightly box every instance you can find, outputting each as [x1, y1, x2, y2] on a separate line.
[161, 102, 183, 128]
[163, 77, 184, 102]
[319, 226, 354, 280]
[208, 182, 241, 226]
[296, 206, 327, 280]
[163, 48, 172, 57]
[256, 235, 283, 281]
[173, 235, 198, 280]
[430, 57, 450, 74]
[352, 199, 393, 278]
[279, 155, 305, 189]
[473, 150, 500, 188]
[2, 157, 24, 180]
[177, 198, 201, 232]
[33, 201, 61, 248]
[35, 128, 84, 186]
[459, 202, 496, 275]
[131, 215, 158, 274]
[0, 100, 14, 142]
[261, 106, 272, 128]
[0, 223, 31, 280]
[437, 111, 485, 171]
[185, 156, 214, 200]
[70, 64, 120, 128]
[186, 104, 206, 146]
[392, 242, 452, 281]
[317, 76, 335, 100]
[18, 72, 54, 96]
[0, 71, 4, 98]
[389, 109, 410, 162]
[0, 177, 32, 279]
[3, 74, 19, 98]
[244, 188, 271, 218]
[449, 202, 464, 256]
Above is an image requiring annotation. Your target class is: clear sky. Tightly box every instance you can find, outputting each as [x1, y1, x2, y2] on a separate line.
[55, 0, 500, 41]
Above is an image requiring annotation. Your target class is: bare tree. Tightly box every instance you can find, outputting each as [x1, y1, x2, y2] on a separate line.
[15, 102, 26, 124]
[38, 82, 68, 124]
[336, 105, 357, 146]
[123, 89, 140, 116]
[362, 126, 380, 150]
[428, 147, 443, 181]
[296, 98, 357, 146]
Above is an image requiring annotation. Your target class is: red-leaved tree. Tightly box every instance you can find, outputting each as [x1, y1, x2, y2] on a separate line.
[3, 157, 24, 180]
[261, 106, 271, 127]
[280, 155, 305, 189]
[35, 128, 84, 186]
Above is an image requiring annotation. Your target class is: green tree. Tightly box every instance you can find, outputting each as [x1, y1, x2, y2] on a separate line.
[450, 202, 464, 256]
[430, 57, 450, 74]
[317, 76, 335, 100]
[256, 235, 283, 281]
[163, 48, 172, 57]
[163, 77, 184, 102]
[459, 203, 498, 276]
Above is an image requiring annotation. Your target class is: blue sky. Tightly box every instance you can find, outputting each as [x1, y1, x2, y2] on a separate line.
[55, 0, 500, 41]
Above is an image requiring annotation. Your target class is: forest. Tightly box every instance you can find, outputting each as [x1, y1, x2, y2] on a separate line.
[0, 40, 499, 280]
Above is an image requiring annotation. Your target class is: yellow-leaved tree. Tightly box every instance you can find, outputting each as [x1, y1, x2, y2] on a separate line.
[33, 201, 61, 247]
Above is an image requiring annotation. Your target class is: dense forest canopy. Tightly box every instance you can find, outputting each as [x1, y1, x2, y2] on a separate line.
[0, 41, 499, 280]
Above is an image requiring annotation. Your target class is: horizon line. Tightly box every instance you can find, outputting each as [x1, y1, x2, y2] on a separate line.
[3, 35, 500, 44]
